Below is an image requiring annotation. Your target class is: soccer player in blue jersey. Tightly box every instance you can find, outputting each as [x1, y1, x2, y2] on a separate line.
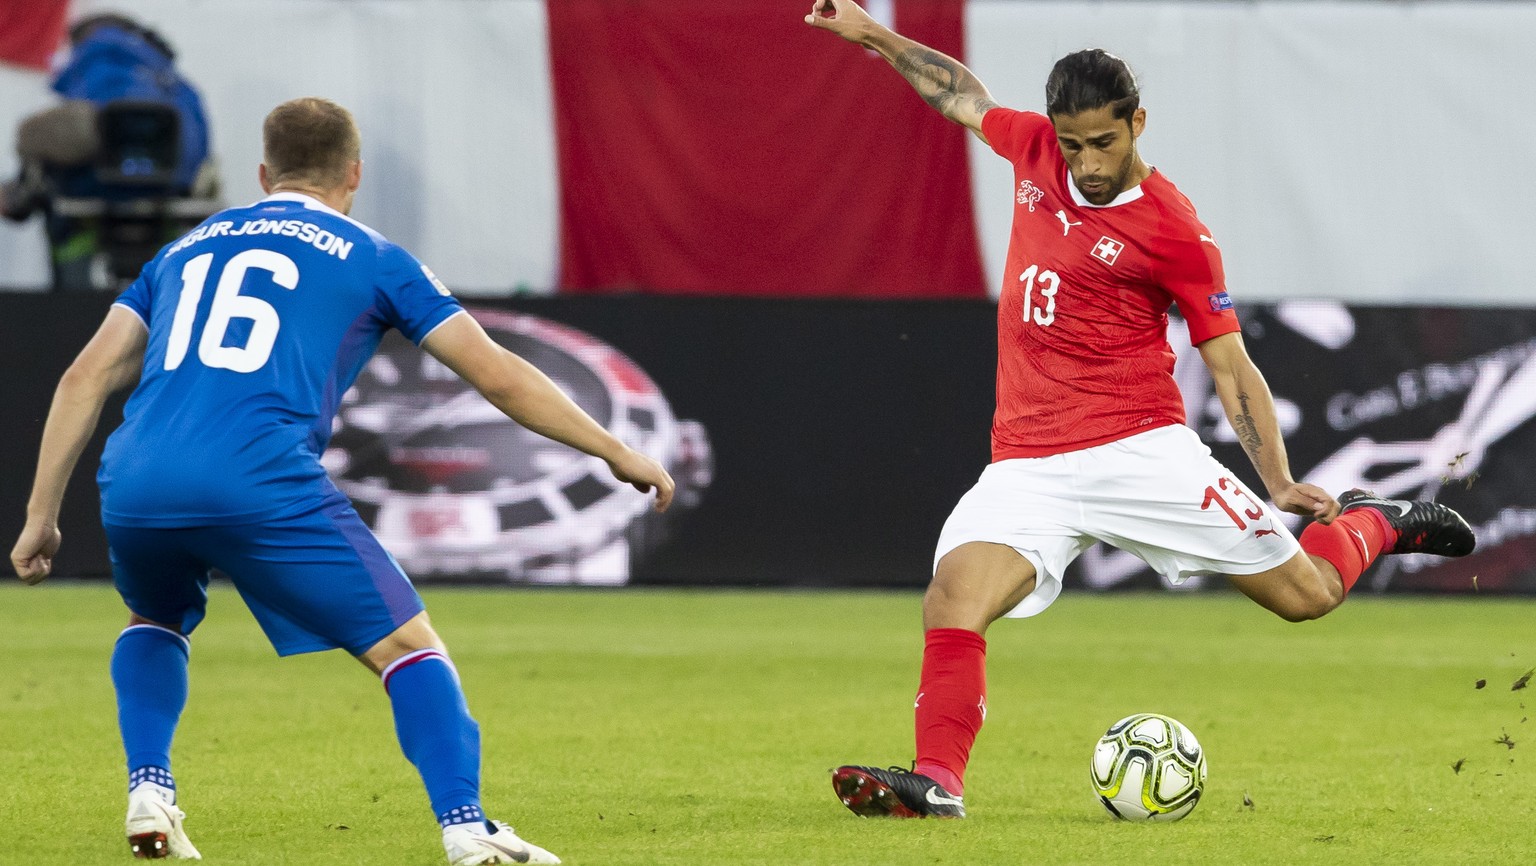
[10, 97, 675, 864]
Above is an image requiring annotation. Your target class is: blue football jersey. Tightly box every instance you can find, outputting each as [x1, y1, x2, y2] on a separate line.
[99, 193, 464, 526]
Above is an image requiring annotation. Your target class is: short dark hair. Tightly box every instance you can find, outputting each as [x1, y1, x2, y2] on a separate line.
[1045, 49, 1139, 122]
[262, 98, 361, 188]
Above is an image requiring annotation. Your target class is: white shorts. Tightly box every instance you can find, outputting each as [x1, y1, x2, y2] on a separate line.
[934, 425, 1301, 618]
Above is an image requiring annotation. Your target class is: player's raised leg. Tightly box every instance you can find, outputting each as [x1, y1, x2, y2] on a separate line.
[834, 541, 1036, 819]
[1229, 490, 1476, 621]
[361, 615, 560, 865]
[1225, 549, 1345, 622]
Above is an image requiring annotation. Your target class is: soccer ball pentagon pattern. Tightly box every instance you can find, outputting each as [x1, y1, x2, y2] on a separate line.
[1090, 713, 1207, 821]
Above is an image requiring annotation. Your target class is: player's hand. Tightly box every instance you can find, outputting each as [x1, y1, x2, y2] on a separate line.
[1270, 482, 1340, 525]
[607, 448, 677, 513]
[11, 520, 62, 585]
[804, 0, 875, 42]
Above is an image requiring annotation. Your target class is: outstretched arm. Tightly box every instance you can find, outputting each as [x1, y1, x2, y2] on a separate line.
[1199, 332, 1338, 524]
[12, 305, 146, 583]
[805, 0, 999, 141]
[421, 312, 676, 511]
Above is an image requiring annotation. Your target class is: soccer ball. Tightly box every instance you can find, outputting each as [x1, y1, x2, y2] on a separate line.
[1090, 712, 1207, 821]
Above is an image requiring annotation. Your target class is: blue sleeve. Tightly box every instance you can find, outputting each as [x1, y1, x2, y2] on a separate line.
[374, 244, 464, 345]
[113, 260, 156, 326]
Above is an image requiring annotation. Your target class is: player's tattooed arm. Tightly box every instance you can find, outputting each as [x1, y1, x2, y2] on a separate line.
[890, 47, 1000, 130]
[804, 0, 999, 140]
[1199, 332, 1339, 522]
[1201, 336, 1291, 492]
[1232, 391, 1264, 464]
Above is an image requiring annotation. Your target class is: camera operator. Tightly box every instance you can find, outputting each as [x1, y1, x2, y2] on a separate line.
[1, 14, 212, 291]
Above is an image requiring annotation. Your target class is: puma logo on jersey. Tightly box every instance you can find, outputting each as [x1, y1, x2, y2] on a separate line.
[1017, 180, 1044, 212]
[1254, 528, 1278, 538]
[1055, 210, 1082, 236]
[1200, 234, 1218, 246]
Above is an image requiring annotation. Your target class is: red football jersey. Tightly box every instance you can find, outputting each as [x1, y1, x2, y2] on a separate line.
[981, 108, 1240, 461]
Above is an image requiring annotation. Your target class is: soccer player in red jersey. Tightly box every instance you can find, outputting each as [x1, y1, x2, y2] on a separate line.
[806, 0, 1476, 819]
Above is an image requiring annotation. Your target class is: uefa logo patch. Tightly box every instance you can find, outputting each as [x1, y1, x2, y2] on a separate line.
[1208, 291, 1234, 312]
[1091, 236, 1124, 266]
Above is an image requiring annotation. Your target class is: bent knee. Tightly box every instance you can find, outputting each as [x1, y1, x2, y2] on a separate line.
[921, 580, 970, 627]
[359, 612, 445, 673]
[1271, 581, 1342, 623]
[924, 543, 1037, 631]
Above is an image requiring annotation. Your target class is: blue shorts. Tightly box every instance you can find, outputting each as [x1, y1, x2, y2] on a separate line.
[106, 500, 425, 656]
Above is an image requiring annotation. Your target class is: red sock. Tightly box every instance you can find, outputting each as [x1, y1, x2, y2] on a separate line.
[912, 628, 987, 796]
[1299, 509, 1396, 594]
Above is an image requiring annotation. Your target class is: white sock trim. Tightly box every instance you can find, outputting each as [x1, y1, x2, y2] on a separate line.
[380, 648, 458, 692]
[120, 623, 191, 654]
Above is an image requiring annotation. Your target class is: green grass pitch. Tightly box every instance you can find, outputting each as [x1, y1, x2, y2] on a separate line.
[1, 584, 1532, 865]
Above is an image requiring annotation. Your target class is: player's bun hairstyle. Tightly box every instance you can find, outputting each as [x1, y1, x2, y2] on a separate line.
[262, 97, 362, 190]
[1045, 49, 1140, 122]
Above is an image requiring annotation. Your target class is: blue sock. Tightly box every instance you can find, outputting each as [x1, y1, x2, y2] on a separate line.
[129, 765, 177, 796]
[382, 650, 482, 827]
[111, 625, 190, 795]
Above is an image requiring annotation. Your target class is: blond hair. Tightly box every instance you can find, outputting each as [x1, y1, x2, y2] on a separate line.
[262, 97, 360, 188]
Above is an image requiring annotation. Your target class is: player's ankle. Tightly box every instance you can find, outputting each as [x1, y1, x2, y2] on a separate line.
[913, 762, 963, 795]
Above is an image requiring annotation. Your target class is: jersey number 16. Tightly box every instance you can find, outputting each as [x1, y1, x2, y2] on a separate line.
[165, 250, 298, 373]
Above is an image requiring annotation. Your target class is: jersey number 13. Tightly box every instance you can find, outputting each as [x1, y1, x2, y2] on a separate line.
[165, 250, 298, 373]
[1018, 264, 1059, 327]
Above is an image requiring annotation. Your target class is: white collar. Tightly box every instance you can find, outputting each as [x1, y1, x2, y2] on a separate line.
[257, 191, 345, 218]
[1065, 167, 1147, 209]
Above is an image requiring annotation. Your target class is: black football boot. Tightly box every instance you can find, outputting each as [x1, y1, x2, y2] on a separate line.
[832, 765, 966, 818]
[1338, 490, 1476, 557]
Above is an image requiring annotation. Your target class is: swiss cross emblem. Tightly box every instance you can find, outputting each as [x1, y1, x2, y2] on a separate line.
[1017, 180, 1044, 212]
[1091, 236, 1124, 265]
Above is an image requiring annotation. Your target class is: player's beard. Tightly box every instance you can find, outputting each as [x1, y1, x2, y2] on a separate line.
[1074, 148, 1138, 206]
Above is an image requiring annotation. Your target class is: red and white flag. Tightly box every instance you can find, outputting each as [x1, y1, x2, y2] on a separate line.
[547, 0, 985, 298]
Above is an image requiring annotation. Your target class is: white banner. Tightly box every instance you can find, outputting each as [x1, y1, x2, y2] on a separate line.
[2, 1, 1532, 305]
[967, 1, 1536, 306]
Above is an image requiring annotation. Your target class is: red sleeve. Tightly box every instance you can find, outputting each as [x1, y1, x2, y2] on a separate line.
[981, 108, 1054, 164]
[1159, 234, 1241, 345]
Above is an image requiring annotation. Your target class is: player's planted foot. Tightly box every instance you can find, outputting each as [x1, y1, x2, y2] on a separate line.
[125, 784, 201, 859]
[1339, 490, 1476, 557]
[442, 819, 560, 865]
[832, 765, 966, 818]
